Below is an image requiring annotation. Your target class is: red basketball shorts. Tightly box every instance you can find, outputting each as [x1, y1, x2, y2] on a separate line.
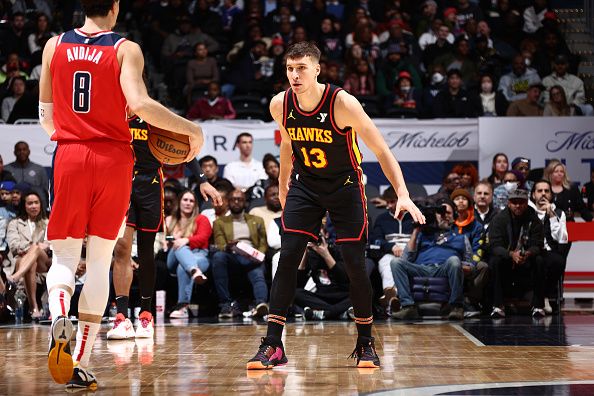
[47, 141, 134, 240]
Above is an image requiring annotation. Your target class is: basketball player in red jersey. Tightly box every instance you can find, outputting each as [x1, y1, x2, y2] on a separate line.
[39, 0, 203, 390]
[247, 42, 425, 370]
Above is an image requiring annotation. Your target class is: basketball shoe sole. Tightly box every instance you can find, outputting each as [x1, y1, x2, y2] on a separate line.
[48, 315, 75, 384]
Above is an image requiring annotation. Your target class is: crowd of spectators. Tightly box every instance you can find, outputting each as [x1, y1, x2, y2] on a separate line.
[0, 0, 591, 123]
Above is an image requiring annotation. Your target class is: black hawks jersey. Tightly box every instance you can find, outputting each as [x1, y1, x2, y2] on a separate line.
[282, 84, 363, 180]
[129, 115, 162, 172]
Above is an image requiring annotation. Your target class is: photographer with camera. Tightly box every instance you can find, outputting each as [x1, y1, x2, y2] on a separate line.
[488, 189, 545, 318]
[368, 187, 414, 315]
[391, 199, 468, 320]
[451, 189, 489, 318]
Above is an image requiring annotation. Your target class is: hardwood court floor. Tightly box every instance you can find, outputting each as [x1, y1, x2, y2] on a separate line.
[2, 315, 594, 395]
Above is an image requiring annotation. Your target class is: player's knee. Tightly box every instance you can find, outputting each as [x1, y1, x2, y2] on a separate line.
[113, 237, 132, 261]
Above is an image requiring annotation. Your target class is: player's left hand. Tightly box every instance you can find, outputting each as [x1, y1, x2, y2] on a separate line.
[395, 196, 425, 224]
[199, 182, 223, 206]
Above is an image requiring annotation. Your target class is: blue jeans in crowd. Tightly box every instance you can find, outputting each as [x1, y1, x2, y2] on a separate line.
[391, 256, 464, 307]
[167, 246, 210, 304]
[211, 251, 268, 307]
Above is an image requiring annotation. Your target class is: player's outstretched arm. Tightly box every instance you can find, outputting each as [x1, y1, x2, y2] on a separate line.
[270, 92, 293, 209]
[335, 91, 425, 224]
[118, 40, 203, 162]
[38, 35, 59, 137]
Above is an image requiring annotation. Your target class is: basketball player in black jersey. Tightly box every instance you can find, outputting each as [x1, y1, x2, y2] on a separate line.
[247, 42, 425, 369]
[108, 115, 221, 340]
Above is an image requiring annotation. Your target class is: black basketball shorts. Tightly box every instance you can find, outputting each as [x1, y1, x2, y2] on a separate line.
[126, 169, 164, 232]
[281, 169, 368, 243]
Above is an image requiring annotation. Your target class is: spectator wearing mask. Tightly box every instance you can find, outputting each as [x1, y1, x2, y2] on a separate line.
[432, 69, 482, 118]
[529, 180, 566, 314]
[498, 55, 541, 103]
[421, 64, 447, 118]
[474, 181, 497, 230]
[187, 82, 236, 121]
[5, 141, 49, 210]
[223, 133, 267, 191]
[506, 83, 544, 116]
[376, 43, 422, 99]
[368, 187, 414, 315]
[493, 170, 522, 211]
[488, 188, 545, 318]
[479, 74, 508, 116]
[212, 189, 268, 319]
[385, 71, 422, 118]
[391, 199, 467, 320]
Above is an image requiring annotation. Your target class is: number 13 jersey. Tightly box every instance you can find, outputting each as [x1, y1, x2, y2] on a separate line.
[282, 84, 363, 180]
[50, 29, 130, 143]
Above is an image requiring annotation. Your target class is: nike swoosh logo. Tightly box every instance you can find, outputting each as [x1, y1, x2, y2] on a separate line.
[200, 173, 205, 178]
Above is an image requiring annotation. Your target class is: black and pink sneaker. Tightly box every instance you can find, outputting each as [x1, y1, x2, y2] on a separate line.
[246, 337, 288, 370]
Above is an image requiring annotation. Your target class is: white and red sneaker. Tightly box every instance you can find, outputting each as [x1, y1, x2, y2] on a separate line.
[135, 311, 154, 339]
[106, 313, 135, 340]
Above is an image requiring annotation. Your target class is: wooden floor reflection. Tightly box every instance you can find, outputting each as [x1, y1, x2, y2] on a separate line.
[2, 316, 594, 395]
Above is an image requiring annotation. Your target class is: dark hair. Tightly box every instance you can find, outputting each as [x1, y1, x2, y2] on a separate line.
[9, 76, 26, 91]
[234, 132, 253, 148]
[264, 181, 279, 195]
[530, 179, 552, 202]
[213, 179, 234, 194]
[285, 41, 321, 63]
[382, 186, 396, 200]
[11, 12, 25, 20]
[81, 0, 116, 17]
[14, 140, 28, 150]
[262, 153, 279, 168]
[18, 191, 47, 222]
[447, 68, 462, 79]
[199, 155, 218, 167]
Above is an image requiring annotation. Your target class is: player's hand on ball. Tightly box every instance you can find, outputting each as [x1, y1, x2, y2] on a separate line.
[395, 196, 425, 224]
[185, 132, 203, 162]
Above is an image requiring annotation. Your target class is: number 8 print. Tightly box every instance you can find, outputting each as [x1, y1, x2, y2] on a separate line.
[73, 71, 91, 113]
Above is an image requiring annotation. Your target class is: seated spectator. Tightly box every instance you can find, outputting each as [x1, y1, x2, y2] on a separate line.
[511, 156, 533, 192]
[523, 0, 548, 34]
[212, 189, 268, 318]
[379, 19, 417, 59]
[0, 181, 17, 215]
[0, 203, 13, 268]
[0, 53, 29, 88]
[317, 16, 344, 62]
[544, 159, 593, 223]
[294, 233, 352, 320]
[506, 83, 544, 116]
[5, 142, 49, 210]
[0, 13, 30, 66]
[455, 0, 484, 30]
[429, 171, 462, 202]
[452, 162, 478, 192]
[184, 43, 219, 104]
[1, 76, 26, 122]
[201, 187, 231, 226]
[542, 55, 589, 113]
[584, 169, 594, 214]
[415, 0, 439, 38]
[421, 64, 447, 118]
[488, 189, 545, 318]
[422, 25, 454, 70]
[493, 170, 522, 211]
[27, 13, 56, 55]
[543, 85, 582, 117]
[165, 190, 212, 319]
[343, 59, 375, 96]
[533, 29, 572, 80]
[391, 199, 466, 320]
[6, 191, 51, 320]
[479, 74, 508, 117]
[498, 55, 541, 103]
[249, 184, 282, 230]
[368, 187, 414, 315]
[198, 155, 232, 187]
[435, 36, 478, 87]
[474, 181, 497, 230]
[223, 133, 267, 191]
[186, 82, 236, 121]
[529, 180, 567, 314]
[418, 18, 454, 51]
[487, 152, 509, 187]
[223, 40, 271, 97]
[247, 154, 279, 201]
[0, 155, 16, 183]
[385, 71, 423, 118]
[377, 44, 422, 99]
[432, 69, 482, 118]
[450, 189, 488, 317]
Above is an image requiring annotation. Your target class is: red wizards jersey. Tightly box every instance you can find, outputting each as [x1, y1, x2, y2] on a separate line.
[50, 29, 130, 143]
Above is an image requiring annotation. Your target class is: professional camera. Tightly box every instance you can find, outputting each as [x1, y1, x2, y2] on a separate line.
[413, 205, 447, 233]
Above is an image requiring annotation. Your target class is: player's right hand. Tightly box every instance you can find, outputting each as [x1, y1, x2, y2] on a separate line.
[185, 132, 203, 163]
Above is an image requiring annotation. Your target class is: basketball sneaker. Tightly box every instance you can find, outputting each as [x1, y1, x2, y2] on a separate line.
[246, 337, 288, 370]
[135, 311, 154, 339]
[169, 304, 189, 319]
[106, 313, 135, 340]
[48, 315, 75, 384]
[65, 364, 97, 391]
[349, 336, 381, 368]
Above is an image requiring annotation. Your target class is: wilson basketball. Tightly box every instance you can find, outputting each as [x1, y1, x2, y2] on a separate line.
[148, 126, 190, 165]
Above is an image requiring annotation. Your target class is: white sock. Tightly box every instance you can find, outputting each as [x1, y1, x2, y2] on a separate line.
[72, 320, 100, 368]
[48, 287, 72, 320]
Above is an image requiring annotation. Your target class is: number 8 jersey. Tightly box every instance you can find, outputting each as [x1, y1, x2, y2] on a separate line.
[50, 29, 130, 143]
[282, 84, 363, 180]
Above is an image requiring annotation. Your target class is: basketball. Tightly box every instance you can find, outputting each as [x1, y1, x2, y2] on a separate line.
[147, 126, 190, 165]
